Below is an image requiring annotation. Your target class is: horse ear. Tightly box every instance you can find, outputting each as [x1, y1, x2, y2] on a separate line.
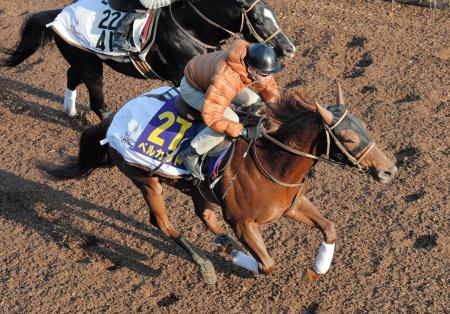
[336, 82, 345, 105]
[315, 102, 334, 125]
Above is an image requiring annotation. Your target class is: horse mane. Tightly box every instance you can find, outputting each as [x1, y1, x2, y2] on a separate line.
[266, 88, 318, 135]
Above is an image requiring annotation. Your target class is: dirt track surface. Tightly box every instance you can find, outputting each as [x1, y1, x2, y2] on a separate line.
[0, 0, 449, 312]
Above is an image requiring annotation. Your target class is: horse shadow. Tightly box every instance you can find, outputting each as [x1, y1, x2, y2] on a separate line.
[0, 169, 202, 277]
[0, 76, 90, 131]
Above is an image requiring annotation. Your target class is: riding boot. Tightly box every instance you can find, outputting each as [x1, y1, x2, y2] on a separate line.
[113, 12, 143, 51]
[178, 145, 205, 181]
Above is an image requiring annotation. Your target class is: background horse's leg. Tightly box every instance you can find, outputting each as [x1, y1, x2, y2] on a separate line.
[233, 221, 275, 274]
[64, 67, 83, 117]
[83, 65, 109, 120]
[133, 177, 217, 284]
[190, 190, 224, 234]
[284, 196, 337, 283]
[54, 35, 108, 120]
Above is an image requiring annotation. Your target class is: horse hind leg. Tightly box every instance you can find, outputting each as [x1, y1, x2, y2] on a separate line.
[54, 35, 108, 120]
[63, 67, 83, 117]
[134, 177, 217, 284]
[82, 63, 111, 120]
[284, 196, 337, 283]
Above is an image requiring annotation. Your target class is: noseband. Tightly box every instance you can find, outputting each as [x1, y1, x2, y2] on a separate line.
[170, 0, 283, 50]
[323, 108, 376, 170]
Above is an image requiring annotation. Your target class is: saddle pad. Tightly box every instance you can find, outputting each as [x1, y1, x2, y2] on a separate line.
[47, 0, 152, 56]
[106, 86, 203, 176]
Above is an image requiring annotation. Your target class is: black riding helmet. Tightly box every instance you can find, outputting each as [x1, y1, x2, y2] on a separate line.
[244, 43, 281, 74]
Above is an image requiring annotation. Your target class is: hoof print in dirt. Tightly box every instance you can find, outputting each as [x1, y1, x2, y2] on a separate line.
[404, 190, 426, 202]
[413, 234, 437, 250]
[344, 67, 365, 79]
[356, 52, 374, 67]
[395, 146, 420, 167]
[157, 293, 181, 307]
[345, 53, 373, 79]
[347, 36, 368, 48]
[360, 85, 378, 94]
[302, 302, 320, 314]
[394, 94, 421, 104]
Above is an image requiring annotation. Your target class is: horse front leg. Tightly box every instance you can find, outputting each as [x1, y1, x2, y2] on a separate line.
[135, 177, 217, 284]
[190, 189, 224, 234]
[284, 196, 336, 283]
[233, 221, 275, 274]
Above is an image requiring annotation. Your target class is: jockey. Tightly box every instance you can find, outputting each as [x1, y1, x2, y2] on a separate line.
[178, 39, 281, 180]
[111, 0, 179, 51]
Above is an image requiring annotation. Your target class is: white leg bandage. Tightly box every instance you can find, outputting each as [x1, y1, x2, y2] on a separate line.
[313, 241, 335, 274]
[231, 250, 259, 273]
[64, 88, 77, 117]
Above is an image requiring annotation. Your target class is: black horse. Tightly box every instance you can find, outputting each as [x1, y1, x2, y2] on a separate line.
[0, 0, 296, 120]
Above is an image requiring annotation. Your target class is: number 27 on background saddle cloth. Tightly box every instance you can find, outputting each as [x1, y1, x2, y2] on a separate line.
[105, 87, 233, 178]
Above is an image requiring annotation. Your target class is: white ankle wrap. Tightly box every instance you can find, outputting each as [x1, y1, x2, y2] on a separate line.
[231, 250, 259, 273]
[64, 88, 77, 116]
[313, 242, 335, 274]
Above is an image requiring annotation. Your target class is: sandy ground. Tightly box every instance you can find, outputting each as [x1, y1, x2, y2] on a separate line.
[0, 0, 449, 312]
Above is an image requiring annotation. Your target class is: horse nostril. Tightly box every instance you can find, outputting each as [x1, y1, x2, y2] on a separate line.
[378, 165, 398, 181]
[382, 171, 392, 177]
[282, 48, 295, 58]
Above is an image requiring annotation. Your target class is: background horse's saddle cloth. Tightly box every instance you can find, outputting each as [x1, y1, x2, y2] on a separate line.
[47, 0, 157, 57]
[106, 86, 212, 177]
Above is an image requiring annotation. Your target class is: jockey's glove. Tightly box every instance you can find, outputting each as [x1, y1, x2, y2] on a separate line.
[241, 124, 264, 140]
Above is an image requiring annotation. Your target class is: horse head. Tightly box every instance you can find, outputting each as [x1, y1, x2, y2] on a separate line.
[315, 83, 397, 183]
[236, 0, 296, 58]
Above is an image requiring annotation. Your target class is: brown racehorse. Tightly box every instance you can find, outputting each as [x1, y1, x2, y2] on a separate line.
[45, 84, 397, 284]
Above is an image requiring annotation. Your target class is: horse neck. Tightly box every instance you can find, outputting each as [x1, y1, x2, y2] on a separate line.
[256, 114, 324, 183]
[173, 0, 242, 44]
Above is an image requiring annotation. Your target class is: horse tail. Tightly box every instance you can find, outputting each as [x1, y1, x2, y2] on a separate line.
[0, 9, 61, 67]
[45, 115, 115, 179]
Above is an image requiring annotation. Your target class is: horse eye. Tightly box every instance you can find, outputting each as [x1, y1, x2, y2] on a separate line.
[342, 138, 355, 144]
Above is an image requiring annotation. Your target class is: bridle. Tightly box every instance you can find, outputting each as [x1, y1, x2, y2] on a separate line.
[220, 105, 376, 213]
[251, 106, 377, 188]
[169, 0, 283, 50]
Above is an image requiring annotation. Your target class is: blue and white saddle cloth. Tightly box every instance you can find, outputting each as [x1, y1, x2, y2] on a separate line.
[47, 0, 158, 57]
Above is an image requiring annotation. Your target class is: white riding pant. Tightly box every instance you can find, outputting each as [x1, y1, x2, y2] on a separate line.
[179, 76, 260, 154]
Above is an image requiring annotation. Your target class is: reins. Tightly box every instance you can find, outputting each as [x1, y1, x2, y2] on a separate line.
[169, 0, 283, 50]
[222, 107, 378, 199]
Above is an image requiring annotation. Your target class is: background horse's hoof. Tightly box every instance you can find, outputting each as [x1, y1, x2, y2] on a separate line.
[64, 106, 78, 117]
[301, 268, 321, 284]
[199, 260, 217, 284]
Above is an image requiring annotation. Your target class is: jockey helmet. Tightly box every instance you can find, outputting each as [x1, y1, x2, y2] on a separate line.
[245, 43, 281, 74]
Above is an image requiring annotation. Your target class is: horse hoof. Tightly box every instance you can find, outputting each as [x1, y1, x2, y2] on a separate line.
[300, 268, 321, 284]
[64, 108, 78, 117]
[199, 260, 217, 285]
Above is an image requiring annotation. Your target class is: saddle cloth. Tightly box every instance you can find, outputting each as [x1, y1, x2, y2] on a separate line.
[47, 0, 158, 57]
[105, 86, 233, 178]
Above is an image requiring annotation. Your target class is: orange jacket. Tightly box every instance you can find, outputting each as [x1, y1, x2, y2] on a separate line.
[184, 39, 280, 137]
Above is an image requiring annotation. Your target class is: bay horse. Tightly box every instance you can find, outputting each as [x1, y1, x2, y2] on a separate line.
[44, 84, 397, 284]
[0, 0, 295, 120]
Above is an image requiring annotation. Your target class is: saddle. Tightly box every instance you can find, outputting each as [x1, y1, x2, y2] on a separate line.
[174, 95, 233, 156]
[175, 96, 203, 122]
